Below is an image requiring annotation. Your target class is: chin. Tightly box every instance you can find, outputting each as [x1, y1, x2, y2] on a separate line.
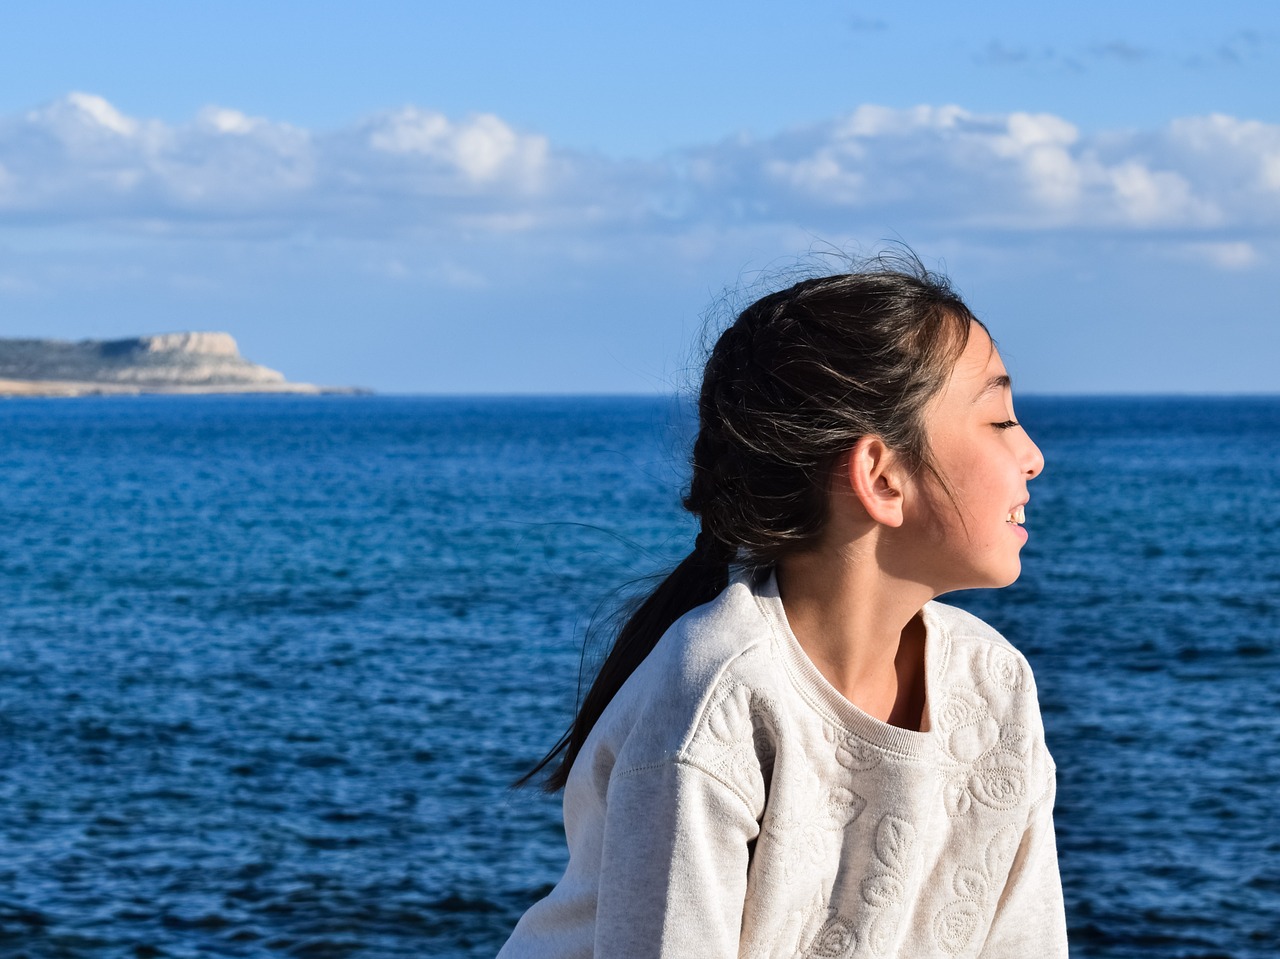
[967, 560, 1022, 592]
[992, 560, 1023, 589]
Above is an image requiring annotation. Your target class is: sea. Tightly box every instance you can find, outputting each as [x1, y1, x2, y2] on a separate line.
[0, 394, 1276, 959]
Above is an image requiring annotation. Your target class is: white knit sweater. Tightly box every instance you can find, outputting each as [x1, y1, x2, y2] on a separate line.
[500, 571, 1068, 958]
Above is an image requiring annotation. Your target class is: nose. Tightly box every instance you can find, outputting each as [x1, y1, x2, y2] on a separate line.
[1023, 431, 1045, 480]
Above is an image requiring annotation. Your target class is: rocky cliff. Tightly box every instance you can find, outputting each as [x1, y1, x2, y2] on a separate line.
[0, 332, 355, 396]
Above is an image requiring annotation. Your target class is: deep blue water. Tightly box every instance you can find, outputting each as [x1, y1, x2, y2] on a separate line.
[0, 395, 1276, 959]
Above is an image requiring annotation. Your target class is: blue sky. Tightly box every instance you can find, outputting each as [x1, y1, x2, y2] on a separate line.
[1, 1, 1277, 392]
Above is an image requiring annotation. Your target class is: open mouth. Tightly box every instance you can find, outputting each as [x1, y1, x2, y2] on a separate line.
[1006, 505, 1026, 525]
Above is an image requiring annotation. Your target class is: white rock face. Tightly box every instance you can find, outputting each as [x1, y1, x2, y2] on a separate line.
[136, 332, 242, 357]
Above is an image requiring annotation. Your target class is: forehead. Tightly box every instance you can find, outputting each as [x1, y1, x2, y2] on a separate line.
[939, 322, 1009, 405]
[957, 321, 1003, 378]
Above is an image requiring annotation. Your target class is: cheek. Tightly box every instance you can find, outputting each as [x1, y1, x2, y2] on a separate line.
[929, 452, 986, 513]
[914, 484, 971, 545]
[923, 464, 1006, 547]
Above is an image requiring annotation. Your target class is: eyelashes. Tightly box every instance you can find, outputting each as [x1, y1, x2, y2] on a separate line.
[993, 420, 1020, 430]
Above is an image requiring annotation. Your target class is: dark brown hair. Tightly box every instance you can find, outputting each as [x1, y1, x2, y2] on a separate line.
[523, 255, 979, 790]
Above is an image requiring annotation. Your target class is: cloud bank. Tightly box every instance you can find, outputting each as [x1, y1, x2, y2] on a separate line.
[2, 92, 1278, 249]
[2, 93, 1277, 393]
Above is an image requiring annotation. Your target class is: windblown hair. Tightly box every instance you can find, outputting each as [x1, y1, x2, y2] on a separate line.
[523, 255, 981, 791]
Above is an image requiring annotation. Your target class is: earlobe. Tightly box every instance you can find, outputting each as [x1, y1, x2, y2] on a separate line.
[846, 436, 907, 528]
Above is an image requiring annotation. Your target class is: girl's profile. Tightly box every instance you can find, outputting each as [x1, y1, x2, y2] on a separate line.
[500, 257, 1067, 958]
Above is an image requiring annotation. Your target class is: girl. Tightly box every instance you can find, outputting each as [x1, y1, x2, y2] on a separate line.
[500, 261, 1068, 958]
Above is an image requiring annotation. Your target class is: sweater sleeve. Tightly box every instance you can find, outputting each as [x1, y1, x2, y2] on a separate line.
[595, 758, 760, 959]
[979, 775, 1069, 958]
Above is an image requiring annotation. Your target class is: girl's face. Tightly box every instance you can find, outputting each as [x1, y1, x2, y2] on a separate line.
[905, 322, 1045, 594]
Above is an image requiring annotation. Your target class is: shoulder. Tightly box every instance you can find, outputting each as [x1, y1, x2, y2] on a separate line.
[581, 573, 782, 781]
[925, 601, 1050, 742]
[926, 599, 1040, 695]
[651, 570, 779, 703]
[926, 599, 1017, 648]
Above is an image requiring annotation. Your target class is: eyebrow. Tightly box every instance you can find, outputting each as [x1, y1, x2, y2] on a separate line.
[972, 374, 1011, 402]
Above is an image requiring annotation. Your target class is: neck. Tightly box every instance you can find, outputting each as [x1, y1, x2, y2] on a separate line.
[776, 538, 932, 730]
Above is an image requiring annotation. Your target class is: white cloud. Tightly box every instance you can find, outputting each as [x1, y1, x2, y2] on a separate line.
[366, 108, 548, 187]
[197, 106, 262, 136]
[840, 103, 971, 138]
[1103, 162, 1208, 226]
[1, 93, 1278, 253]
[739, 105, 1229, 230]
[1175, 240, 1261, 271]
[41, 91, 140, 138]
[1168, 114, 1280, 200]
[1, 94, 315, 216]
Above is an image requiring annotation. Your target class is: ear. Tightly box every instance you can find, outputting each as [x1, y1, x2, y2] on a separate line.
[843, 435, 908, 528]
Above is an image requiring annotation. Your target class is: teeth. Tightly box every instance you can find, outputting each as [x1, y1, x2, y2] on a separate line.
[1008, 505, 1025, 524]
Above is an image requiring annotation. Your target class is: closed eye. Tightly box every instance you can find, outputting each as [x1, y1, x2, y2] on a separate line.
[993, 420, 1020, 430]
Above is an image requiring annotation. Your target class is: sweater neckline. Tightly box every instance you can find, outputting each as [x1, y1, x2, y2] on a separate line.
[750, 569, 944, 760]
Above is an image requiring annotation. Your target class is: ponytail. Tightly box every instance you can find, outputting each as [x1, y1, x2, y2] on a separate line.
[518, 532, 731, 792]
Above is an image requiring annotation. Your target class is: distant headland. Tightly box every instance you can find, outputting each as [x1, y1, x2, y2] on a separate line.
[0, 332, 363, 396]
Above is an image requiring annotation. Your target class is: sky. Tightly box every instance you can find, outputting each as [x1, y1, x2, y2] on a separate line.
[0, 0, 1277, 393]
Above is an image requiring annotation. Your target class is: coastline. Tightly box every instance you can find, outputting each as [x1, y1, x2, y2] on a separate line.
[0, 378, 367, 397]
